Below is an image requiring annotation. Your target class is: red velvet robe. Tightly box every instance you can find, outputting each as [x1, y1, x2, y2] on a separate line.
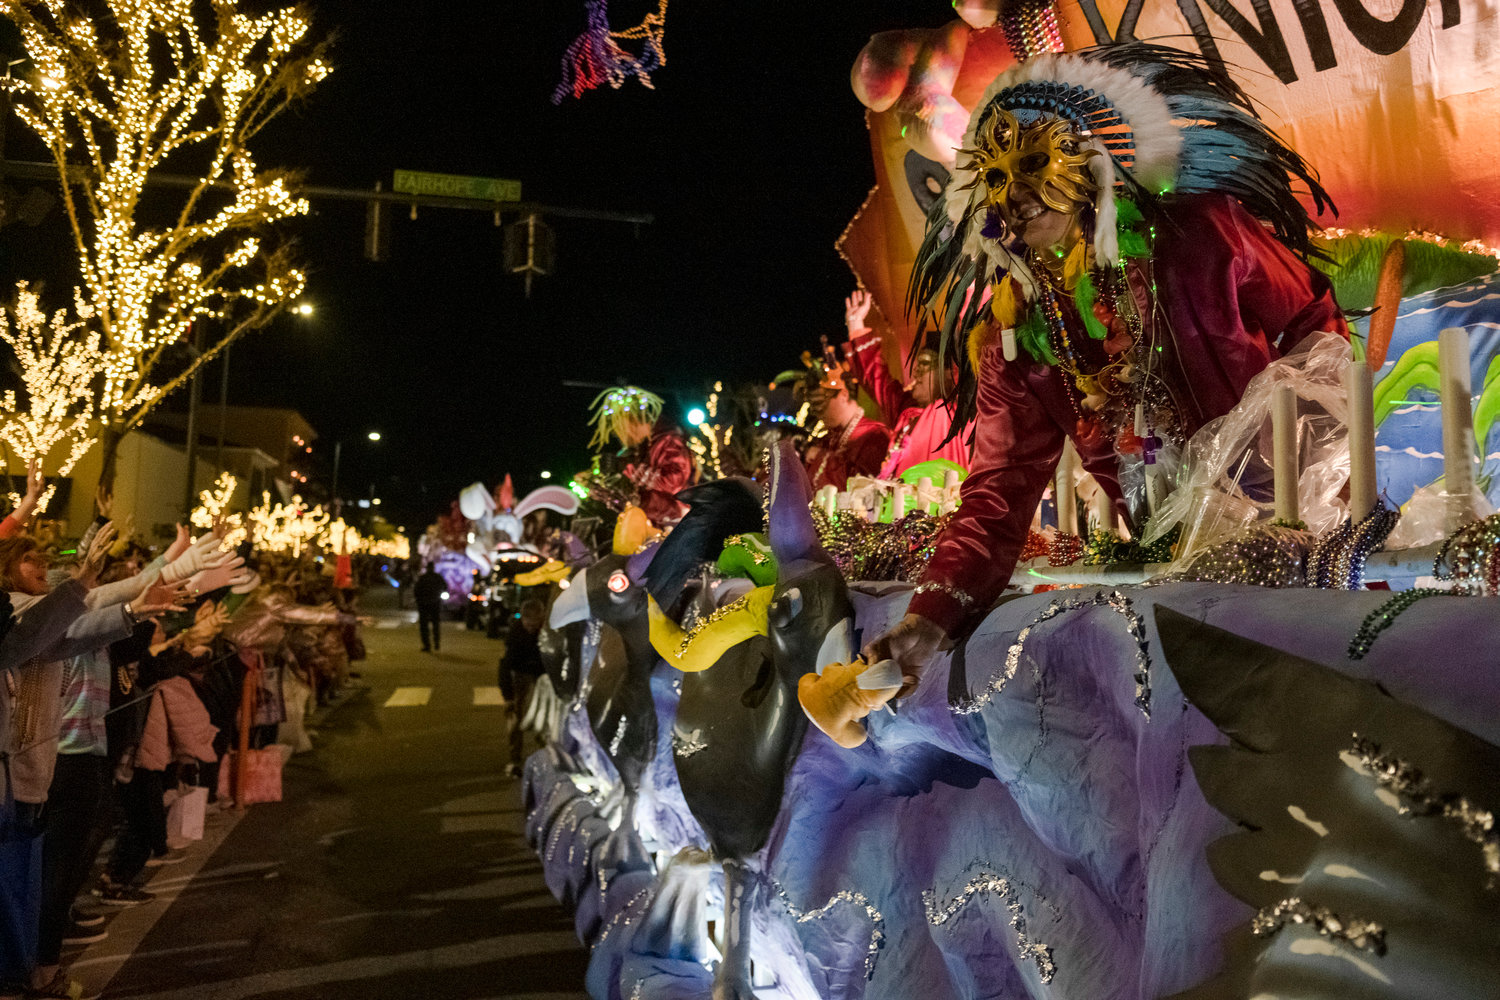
[908, 194, 1350, 635]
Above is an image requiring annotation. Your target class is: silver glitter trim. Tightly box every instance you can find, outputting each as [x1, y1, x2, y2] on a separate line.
[672, 729, 708, 758]
[767, 878, 885, 978]
[914, 580, 977, 608]
[609, 718, 628, 757]
[628, 982, 644, 1000]
[1347, 734, 1500, 888]
[1252, 897, 1386, 955]
[596, 886, 653, 945]
[923, 872, 1056, 984]
[952, 589, 1152, 718]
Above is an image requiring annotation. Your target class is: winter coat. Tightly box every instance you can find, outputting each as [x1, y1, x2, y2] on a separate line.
[4, 582, 138, 805]
[135, 676, 218, 772]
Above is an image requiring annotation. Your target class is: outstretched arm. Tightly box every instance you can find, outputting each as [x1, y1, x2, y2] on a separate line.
[843, 290, 912, 424]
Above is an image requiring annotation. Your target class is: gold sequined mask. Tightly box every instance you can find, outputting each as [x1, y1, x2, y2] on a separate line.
[961, 109, 1098, 216]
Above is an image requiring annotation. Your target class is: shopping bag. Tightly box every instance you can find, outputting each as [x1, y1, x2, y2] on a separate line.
[216, 747, 284, 805]
[166, 785, 208, 841]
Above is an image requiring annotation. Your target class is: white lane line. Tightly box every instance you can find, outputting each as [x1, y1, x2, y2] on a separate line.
[383, 687, 432, 707]
[107, 931, 584, 1000]
[472, 686, 505, 706]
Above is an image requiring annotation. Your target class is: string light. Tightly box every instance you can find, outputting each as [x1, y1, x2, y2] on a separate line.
[0, 0, 331, 453]
[0, 283, 105, 512]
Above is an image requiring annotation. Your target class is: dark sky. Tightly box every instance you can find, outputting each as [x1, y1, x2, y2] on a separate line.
[7, 1, 950, 531]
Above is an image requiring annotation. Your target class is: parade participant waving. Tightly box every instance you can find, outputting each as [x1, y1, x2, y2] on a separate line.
[842, 288, 970, 478]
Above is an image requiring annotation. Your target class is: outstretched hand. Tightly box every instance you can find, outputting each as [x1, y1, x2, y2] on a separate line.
[136, 580, 190, 617]
[76, 522, 118, 587]
[844, 289, 873, 332]
[165, 524, 191, 563]
[860, 612, 949, 698]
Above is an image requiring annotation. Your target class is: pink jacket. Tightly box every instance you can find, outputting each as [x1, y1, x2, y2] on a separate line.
[136, 676, 218, 771]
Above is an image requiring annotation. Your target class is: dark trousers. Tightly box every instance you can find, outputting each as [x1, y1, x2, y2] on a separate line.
[0, 826, 41, 986]
[39, 754, 110, 964]
[418, 604, 442, 651]
[107, 769, 165, 887]
[508, 674, 537, 767]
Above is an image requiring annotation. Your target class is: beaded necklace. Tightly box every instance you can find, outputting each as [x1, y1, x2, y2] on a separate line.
[810, 416, 860, 487]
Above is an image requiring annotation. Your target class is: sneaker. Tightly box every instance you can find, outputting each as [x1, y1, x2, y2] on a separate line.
[68, 908, 104, 928]
[98, 883, 155, 907]
[61, 924, 107, 946]
[145, 848, 188, 867]
[23, 971, 99, 1000]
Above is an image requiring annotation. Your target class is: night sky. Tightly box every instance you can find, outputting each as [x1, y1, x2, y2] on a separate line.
[125, 0, 950, 531]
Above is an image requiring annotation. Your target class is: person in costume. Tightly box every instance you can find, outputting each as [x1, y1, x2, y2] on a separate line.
[843, 289, 970, 478]
[865, 44, 1348, 683]
[589, 386, 697, 527]
[797, 353, 890, 491]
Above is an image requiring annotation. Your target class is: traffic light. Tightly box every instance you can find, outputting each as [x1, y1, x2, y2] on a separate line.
[503, 212, 554, 297]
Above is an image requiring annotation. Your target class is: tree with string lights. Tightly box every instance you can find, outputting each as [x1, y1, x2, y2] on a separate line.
[0, 282, 106, 509]
[0, 0, 330, 487]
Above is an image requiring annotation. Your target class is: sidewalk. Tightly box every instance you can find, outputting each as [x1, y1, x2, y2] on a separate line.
[64, 590, 587, 1000]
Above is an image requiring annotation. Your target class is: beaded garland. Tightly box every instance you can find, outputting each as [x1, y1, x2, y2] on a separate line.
[1305, 503, 1399, 590]
[1433, 511, 1500, 595]
[1083, 524, 1178, 566]
[811, 506, 951, 583]
[999, 0, 1064, 62]
[1176, 523, 1313, 589]
[1346, 588, 1452, 660]
[1048, 531, 1084, 566]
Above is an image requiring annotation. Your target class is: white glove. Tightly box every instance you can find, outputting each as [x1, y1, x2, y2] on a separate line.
[230, 569, 262, 595]
[161, 534, 233, 584]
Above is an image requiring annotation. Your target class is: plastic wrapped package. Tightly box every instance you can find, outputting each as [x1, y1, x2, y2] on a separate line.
[1384, 482, 1497, 549]
[1144, 331, 1355, 547]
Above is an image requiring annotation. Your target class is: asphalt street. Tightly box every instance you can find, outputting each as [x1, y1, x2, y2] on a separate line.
[70, 592, 589, 1000]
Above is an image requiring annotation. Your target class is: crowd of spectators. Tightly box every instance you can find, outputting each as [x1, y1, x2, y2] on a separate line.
[0, 463, 368, 1000]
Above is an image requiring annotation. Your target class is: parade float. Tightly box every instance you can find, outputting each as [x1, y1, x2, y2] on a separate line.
[528, 3, 1500, 998]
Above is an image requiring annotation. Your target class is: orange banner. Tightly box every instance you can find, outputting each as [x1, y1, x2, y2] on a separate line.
[1054, 0, 1500, 245]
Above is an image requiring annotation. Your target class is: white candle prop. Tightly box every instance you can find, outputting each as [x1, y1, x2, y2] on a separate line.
[1272, 383, 1299, 523]
[917, 476, 936, 514]
[1344, 359, 1377, 521]
[1056, 440, 1079, 535]
[1001, 327, 1018, 362]
[1090, 482, 1112, 534]
[1439, 326, 1476, 531]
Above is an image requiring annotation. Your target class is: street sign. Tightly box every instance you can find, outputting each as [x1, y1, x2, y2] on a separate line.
[392, 169, 521, 202]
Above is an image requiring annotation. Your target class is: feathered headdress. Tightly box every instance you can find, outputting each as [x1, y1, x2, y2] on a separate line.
[911, 43, 1334, 425]
[588, 385, 664, 450]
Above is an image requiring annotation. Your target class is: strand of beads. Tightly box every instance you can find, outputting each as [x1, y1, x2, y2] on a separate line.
[1347, 588, 1454, 660]
[1305, 503, 1399, 590]
[1176, 523, 1312, 588]
[1433, 511, 1500, 595]
[1000, 0, 1064, 60]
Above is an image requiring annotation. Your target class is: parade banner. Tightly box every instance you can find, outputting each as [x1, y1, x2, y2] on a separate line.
[1053, 0, 1500, 245]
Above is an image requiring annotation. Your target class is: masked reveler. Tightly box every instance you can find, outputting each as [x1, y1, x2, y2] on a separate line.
[866, 44, 1348, 681]
[589, 386, 698, 527]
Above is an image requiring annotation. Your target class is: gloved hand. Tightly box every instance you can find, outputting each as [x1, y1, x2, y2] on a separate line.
[161, 533, 234, 584]
[184, 555, 247, 597]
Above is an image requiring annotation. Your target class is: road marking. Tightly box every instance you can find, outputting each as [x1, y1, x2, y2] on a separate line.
[473, 686, 505, 706]
[383, 687, 432, 707]
[110, 931, 584, 1000]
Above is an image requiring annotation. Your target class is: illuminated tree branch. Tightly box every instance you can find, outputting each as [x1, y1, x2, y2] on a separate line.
[0, 0, 330, 487]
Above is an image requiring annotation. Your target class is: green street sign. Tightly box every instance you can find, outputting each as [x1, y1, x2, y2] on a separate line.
[392, 169, 521, 202]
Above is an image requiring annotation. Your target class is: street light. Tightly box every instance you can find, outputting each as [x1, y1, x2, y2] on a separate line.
[293, 301, 314, 316]
[540, 470, 552, 480]
[367, 430, 381, 442]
